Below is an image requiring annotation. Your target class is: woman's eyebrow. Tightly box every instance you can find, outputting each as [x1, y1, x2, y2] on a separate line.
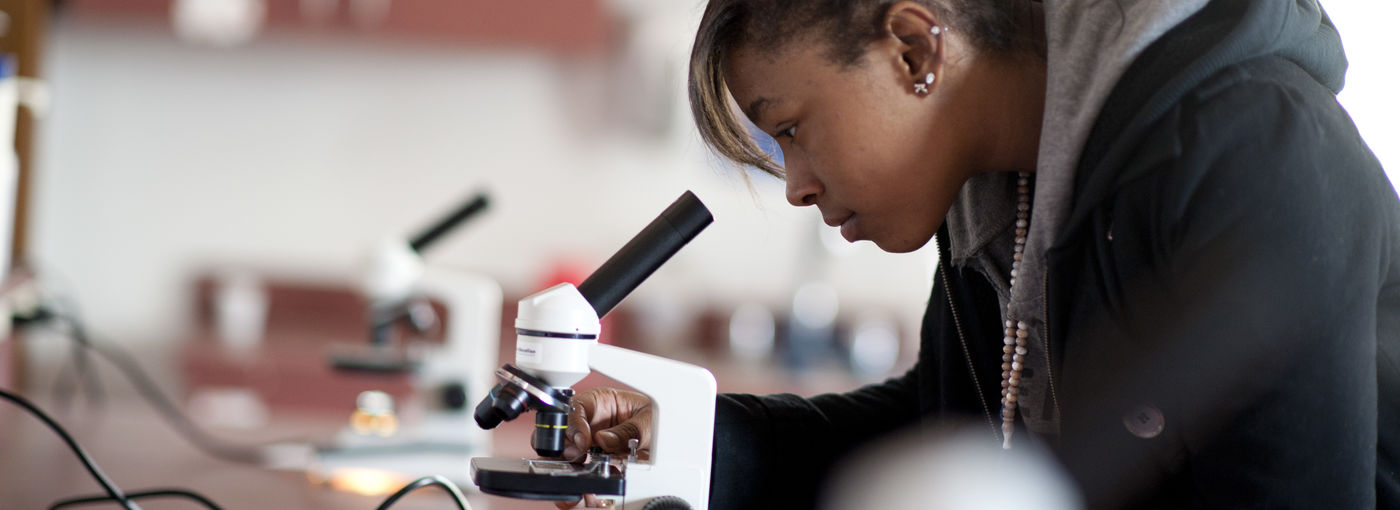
[744, 96, 780, 124]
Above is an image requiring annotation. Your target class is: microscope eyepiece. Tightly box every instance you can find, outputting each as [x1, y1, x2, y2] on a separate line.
[578, 191, 713, 318]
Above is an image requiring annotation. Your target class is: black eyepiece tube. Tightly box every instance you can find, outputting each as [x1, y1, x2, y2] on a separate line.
[578, 191, 713, 318]
[409, 192, 490, 253]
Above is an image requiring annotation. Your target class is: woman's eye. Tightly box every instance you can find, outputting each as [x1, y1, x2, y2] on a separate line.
[775, 125, 797, 139]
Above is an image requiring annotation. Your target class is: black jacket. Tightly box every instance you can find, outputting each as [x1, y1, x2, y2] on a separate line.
[710, 1, 1399, 508]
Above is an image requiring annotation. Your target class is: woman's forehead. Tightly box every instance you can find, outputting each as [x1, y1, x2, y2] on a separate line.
[726, 40, 871, 123]
[724, 44, 824, 116]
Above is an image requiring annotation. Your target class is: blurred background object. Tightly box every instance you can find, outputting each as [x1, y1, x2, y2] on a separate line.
[171, 0, 266, 47]
[0, 0, 46, 393]
[27, 0, 942, 401]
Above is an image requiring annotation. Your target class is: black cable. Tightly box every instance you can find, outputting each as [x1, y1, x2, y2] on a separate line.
[51, 345, 77, 403]
[69, 318, 281, 463]
[53, 337, 105, 409]
[376, 475, 472, 510]
[73, 331, 105, 407]
[49, 488, 222, 510]
[33, 311, 302, 464]
[18, 283, 104, 410]
[0, 387, 138, 510]
[7, 357, 467, 510]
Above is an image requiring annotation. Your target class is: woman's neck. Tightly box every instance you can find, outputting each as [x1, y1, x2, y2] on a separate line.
[974, 2, 1048, 175]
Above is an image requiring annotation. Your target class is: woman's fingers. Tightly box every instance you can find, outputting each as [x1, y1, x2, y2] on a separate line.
[565, 388, 654, 455]
[566, 398, 595, 454]
[594, 403, 653, 453]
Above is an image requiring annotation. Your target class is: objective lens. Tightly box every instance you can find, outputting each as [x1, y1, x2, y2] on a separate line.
[473, 394, 502, 429]
[474, 383, 529, 429]
[532, 410, 568, 458]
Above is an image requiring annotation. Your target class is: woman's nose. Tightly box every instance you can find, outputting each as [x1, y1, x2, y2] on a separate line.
[785, 164, 821, 207]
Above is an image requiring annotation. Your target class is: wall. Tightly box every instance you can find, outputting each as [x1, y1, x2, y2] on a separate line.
[29, 12, 940, 359]
[1329, 1, 1400, 187]
[27, 0, 1400, 367]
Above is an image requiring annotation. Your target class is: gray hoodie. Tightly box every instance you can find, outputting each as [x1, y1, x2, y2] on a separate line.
[943, 0, 1209, 437]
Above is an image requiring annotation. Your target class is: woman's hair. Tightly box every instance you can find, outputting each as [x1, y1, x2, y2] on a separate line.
[688, 0, 1036, 177]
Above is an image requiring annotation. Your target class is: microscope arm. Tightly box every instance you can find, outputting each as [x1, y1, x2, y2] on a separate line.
[589, 343, 715, 510]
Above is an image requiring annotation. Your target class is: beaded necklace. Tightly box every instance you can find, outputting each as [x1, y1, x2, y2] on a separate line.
[1000, 171, 1033, 449]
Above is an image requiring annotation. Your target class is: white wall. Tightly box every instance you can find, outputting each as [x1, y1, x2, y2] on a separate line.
[31, 14, 940, 351]
[1329, 1, 1400, 188]
[28, 0, 1400, 355]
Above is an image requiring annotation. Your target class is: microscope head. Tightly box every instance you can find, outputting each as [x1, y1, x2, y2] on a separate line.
[363, 192, 490, 309]
[363, 192, 491, 340]
[364, 237, 425, 310]
[512, 283, 601, 387]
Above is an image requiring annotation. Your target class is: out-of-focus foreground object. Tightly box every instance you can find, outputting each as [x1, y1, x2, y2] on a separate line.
[823, 426, 1083, 510]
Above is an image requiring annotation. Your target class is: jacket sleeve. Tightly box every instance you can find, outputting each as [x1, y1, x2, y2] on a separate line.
[709, 368, 921, 510]
[1058, 59, 1394, 509]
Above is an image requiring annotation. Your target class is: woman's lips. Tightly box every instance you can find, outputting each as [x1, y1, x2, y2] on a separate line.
[839, 214, 858, 242]
[822, 212, 859, 242]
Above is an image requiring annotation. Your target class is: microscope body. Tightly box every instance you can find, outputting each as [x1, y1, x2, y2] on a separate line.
[473, 190, 715, 509]
[364, 236, 503, 432]
[317, 237, 501, 484]
[410, 263, 503, 453]
[475, 282, 715, 510]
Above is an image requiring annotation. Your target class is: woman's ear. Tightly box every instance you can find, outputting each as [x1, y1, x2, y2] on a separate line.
[883, 1, 944, 93]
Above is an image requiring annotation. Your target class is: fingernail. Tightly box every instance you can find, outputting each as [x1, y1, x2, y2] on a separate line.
[598, 430, 618, 448]
[573, 432, 584, 445]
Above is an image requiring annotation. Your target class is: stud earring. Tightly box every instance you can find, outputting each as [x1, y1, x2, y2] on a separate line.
[915, 26, 944, 94]
[914, 72, 935, 94]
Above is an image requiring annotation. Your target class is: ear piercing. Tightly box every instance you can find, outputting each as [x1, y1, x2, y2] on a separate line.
[915, 26, 945, 95]
[914, 72, 935, 94]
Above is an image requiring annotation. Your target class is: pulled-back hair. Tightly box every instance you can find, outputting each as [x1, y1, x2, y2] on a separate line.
[688, 0, 1036, 177]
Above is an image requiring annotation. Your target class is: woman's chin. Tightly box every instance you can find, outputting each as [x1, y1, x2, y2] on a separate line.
[871, 232, 935, 254]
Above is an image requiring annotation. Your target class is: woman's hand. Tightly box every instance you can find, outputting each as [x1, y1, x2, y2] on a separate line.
[560, 387, 653, 459]
[554, 387, 653, 509]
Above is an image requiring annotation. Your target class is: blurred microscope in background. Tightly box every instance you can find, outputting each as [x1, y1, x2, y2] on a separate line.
[180, 191, 503, 493]
[315, 191, 502, 489]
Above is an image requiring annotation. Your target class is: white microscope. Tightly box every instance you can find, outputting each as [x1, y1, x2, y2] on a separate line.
[317, 192, 503, 485]
[471, 191, 716, 510]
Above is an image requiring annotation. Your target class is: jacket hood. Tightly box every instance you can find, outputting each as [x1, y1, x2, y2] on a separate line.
[1067, 0, 1348, 232]
[941, 0, 1349, 439]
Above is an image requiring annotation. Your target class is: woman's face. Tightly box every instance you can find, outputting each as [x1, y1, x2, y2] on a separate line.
[725, 35, 982, 253]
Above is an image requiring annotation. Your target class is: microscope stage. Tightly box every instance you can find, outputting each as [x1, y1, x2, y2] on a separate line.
[471, 457, 625, 501]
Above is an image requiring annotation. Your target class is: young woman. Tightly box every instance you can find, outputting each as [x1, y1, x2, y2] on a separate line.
[562, 1, 1399, 508]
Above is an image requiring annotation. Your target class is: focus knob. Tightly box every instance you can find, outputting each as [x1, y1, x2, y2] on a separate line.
[642, 496, 691, 510]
